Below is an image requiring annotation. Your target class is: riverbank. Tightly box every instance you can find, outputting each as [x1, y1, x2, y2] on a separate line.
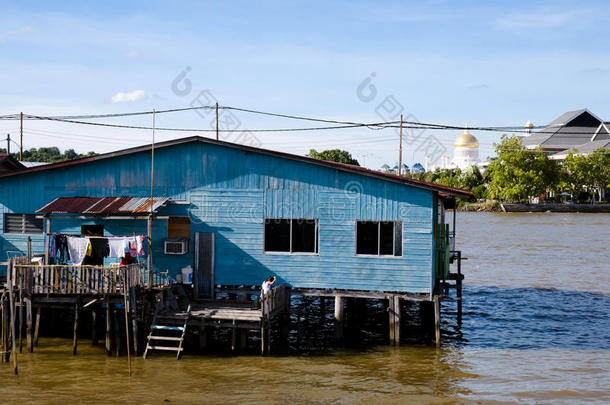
[458, 201, 610, 213]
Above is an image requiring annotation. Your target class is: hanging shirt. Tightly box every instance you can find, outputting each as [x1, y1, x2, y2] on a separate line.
[67, 237, 91, 266]
[108, 237, 130, 258]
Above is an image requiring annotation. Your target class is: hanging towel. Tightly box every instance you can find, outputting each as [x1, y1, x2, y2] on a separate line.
[136, 236, 145, 256]
[108, 237, 130, 258]
[67, 237, 91, 265]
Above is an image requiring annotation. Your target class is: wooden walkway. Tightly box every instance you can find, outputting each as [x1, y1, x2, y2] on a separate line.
[158, 301, 263, 328]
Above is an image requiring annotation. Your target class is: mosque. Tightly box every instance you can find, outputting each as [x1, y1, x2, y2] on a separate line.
[451, 128, 480, 170]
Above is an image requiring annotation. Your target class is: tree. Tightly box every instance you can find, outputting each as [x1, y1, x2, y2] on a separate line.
[486, 135, 560, 202]
[306, 149, 360, 166]
[564, 148, 610, 202]
[0, 147, 97, 163]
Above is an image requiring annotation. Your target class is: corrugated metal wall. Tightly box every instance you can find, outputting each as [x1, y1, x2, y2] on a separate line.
[0, 140, 434, 293]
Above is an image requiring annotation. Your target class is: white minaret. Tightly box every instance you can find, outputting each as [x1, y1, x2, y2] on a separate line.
[452, 127, 479, 170]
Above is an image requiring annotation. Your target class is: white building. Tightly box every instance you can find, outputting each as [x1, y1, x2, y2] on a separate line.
[452, 129, 479, 170]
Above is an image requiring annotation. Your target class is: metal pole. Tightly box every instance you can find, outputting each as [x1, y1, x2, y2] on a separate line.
[7, 134, 10, 155]
[215, 102, 219, 140]
[398, 114, 403, 176]
[148, 110, 155, 289]
[20, 112, 23, 161]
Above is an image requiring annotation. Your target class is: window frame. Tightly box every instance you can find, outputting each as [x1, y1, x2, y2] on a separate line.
[263, 218, 319, 255]
[355, 220, 403, 257]
[3, 213, 44, 234]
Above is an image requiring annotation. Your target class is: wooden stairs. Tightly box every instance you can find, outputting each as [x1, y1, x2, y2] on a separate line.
[143, 303, 191, 360]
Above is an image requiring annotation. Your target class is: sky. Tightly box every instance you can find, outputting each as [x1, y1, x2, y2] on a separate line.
[1, 0, 609, 169]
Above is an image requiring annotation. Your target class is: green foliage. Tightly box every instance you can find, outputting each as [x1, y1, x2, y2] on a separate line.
[563, 148, 610, 202]
[0, 147, 96, 163]
[486, 135, 560, 202]
[306, 149, 360, 166]
[405, 166, 487, 199]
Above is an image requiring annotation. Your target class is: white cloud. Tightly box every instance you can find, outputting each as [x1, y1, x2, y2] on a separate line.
[111, 89, 147, 103]
[124, 50, 140, 57]
[0, 26, 32, 43]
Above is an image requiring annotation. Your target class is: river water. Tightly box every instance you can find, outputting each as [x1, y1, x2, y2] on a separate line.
[1, 213, 608, 404]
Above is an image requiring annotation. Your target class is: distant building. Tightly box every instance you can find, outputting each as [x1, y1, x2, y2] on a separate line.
[452, 129, 480, 170]
[522, 109, 610, 157]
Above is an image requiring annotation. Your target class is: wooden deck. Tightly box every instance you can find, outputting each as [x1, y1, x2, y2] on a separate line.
[159, 301, 263, 329]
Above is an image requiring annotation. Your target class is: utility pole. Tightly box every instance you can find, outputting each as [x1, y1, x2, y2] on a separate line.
[398, 114, 403, 176]
[20, 112, 23, 161]
[215, 102, 219, 141]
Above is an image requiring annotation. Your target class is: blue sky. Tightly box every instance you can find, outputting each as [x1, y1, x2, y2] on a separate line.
[1, 0, 609, 168]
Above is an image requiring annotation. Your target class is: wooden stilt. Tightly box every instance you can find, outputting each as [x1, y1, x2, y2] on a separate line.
[1, 294, 6, 363]
[433, 295, 441, 347]
[394, 296, 401, 346]
[388, 296, 396, 345]
[105, 302, 112, 356]
[18, 281, 23, 353]
[72, 302, 79, 355]
[114, 307, 120, 358]
[26, 298, 33, 352]
[130, 288, 139, 355]
[231, 320, 237, 352]
[34, 306, 41, 347]
[198, 325, 207, 350]
[260, 322, 266, 355]
[334, 296, 344, 342]
[91, 307, 98, 345]
[8, 279, 18, 375]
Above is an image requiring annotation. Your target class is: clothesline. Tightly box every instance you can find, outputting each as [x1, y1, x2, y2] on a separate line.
[49, 234, 147, 266]
[47, 232, 151, 240]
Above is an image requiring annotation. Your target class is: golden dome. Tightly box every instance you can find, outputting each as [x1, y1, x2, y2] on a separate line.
[454, 130, 479, 148]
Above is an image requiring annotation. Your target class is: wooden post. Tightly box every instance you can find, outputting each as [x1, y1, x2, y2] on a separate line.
[73, 302, 79, 355]
[91, 307, 98, 345]
[26, 298, 33, 352]
[231, 320, 237, 352]
[394, 296, 401, 346]
[105, 302, 112, 356]
[215, 102, 219, 140]
[147, 215, 153, 289]
[8, 271, 18, 375]
[456, 251, 463, 325]
[18, 272, 23, 353]
[114, 307, 120, 357]
[334, 296, 344, 342]
[388, 296, 395, 345]
[44, 216, 51, 264]
[433, 295, 441, 347]
[123, 272, 132, 376]
[130, 288, 139, 355]
[1, 294, 5, 363]
[34, 306, 41, 347]
[198, 325, 207, 350]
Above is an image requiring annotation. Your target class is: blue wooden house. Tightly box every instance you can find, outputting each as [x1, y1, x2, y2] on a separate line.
[0, 136, 470, 300]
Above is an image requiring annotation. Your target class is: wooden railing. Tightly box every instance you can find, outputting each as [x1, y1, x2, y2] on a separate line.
[10, 263, 145, 295]
[261, 283, 289, 319]
[6, 257, 169, 295]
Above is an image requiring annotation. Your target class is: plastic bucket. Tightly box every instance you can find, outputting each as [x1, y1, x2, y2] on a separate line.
[181, 267, 193, 284]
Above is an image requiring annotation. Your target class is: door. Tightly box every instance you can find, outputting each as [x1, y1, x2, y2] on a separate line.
[194, 232, 215, 299]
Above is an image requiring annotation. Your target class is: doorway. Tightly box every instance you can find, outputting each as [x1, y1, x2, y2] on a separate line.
[194, 232, 215, 299]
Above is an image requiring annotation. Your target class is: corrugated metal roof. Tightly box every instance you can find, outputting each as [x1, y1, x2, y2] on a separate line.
[0, 136, 473, 198]
[37, 196, 171, 215]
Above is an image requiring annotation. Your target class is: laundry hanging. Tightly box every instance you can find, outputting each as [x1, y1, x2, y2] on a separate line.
[67, 236, 91, 266]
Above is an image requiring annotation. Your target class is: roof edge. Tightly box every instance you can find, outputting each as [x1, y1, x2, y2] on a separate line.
[0, 136, 473, 199]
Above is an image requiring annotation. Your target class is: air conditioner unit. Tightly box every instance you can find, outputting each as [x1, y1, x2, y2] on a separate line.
[164, 238, 189, 255]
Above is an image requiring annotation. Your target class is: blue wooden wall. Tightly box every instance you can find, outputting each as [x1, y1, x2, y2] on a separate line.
[0, 140, 435, 294]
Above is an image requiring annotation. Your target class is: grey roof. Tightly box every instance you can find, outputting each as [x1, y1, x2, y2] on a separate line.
[553, 139, 610, 158]
[523, 126, 598, 148]
[546, 109, 601, 127]
[592, 123, 610, 141]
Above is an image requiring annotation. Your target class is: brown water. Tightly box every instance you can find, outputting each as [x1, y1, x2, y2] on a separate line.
[1, 213, 609, 404]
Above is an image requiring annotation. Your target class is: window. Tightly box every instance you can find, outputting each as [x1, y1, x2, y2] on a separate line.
[264, 218, 318, 254]
[81, 225, 104, 236]
[356, 221, 402, 256]
[3, 214, 43, 234]
[168, 217, 190, 239]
